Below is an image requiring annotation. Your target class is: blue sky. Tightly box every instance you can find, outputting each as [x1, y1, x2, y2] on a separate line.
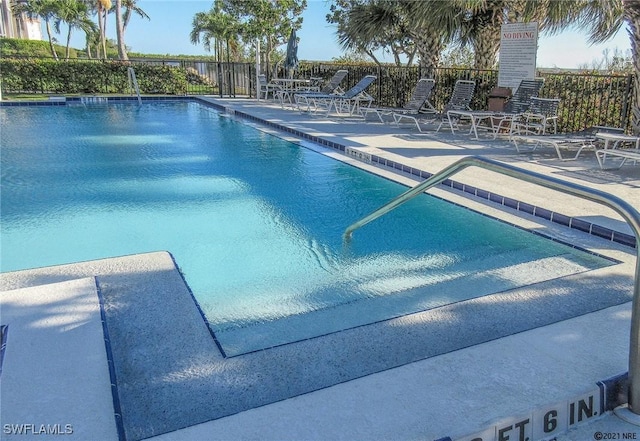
[54, 0, 631, 68]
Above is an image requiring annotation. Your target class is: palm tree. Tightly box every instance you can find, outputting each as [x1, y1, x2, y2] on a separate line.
[331, 0, 448, 74]
[114, 0, 149, 60]
[622, 0, 640, 131]
[190, 1, 241, 62]
[11, 0, 59, 59]
[220, 0, 305, 76]
[424, 0, 542, 70]
[538, 0, 638, 130]
[92, 0, 112, 58]
[54, 0, 96, 60]
[121, 0, 149, 33]
[83, 27, 100, 58]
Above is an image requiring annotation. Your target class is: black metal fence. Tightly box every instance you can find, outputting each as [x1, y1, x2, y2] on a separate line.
[128, 58, 255, 97]
[292, 63, 635, 133]
[1, 57, 635, 133]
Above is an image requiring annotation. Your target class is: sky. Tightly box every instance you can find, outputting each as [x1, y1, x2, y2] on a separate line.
[52, 0, 632, 69]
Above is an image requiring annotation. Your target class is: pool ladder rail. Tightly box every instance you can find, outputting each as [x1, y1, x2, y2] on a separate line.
[127, 67, 142, 104]
[344, 155, 640, 423]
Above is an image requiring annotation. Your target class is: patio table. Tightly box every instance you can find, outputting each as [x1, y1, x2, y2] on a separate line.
[445, 110, 495, 140]
[595, 131, 640, 169]
[272, 78, 313, 107]
[595, 131, 640, 150]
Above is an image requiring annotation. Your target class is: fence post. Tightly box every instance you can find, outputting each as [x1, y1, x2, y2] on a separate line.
[377, 64, 383, 104]
[620, 74, 634, 130]
[217, 62, 223, 98]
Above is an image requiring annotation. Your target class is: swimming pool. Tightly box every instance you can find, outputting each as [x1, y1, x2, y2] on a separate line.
[0, 100, 614, 356]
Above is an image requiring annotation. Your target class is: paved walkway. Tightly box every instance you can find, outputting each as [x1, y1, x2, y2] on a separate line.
[1, 97, 638, 441]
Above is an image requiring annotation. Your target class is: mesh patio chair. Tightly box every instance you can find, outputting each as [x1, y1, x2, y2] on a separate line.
[294, 70, 349, 111]
[512, 97, 561, 135]
[490, 78, 545, 136]
[434, 80, 477, 133]
[303, 75, 377, 117]
[257, 74, 283, 100]
[360, 78, 436, 129]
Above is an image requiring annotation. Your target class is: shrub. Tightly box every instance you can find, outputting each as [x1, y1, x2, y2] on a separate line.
[0, 58, 189, 95]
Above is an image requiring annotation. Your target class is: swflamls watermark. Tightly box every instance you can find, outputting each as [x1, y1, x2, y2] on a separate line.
[3, 424, 73, 436]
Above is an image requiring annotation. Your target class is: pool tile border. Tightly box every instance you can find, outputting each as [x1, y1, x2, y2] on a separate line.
[0, 95, 192, 106]
[95, 279, 126, 441]
[1, 96, 635, 250]
[0, 325, 7, 378]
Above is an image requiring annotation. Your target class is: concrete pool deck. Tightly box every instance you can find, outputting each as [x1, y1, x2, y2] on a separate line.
[1, 96, 639, 440]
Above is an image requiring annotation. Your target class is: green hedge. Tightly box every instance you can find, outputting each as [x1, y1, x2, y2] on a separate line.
[0, 58, 191, 95]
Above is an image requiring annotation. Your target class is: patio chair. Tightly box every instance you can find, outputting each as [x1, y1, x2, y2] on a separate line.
[304, 75, 377, 117]
[509, 125, 606, 161]
[596, 147, 640, 169]
[490, 78, 545, 136]
[257, 74, 283, 100]
[360, 78, 436, 129]
[433, 80, 477, 133]
[511, 97, 561, 136]
[294, 70, 349, 111]
[441, 78, 544, 139]
[594, 118, 640, 169]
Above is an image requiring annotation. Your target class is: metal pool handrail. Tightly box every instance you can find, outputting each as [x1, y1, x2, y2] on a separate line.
[343, 155, 640, 418]
[127, 67, 142, 104]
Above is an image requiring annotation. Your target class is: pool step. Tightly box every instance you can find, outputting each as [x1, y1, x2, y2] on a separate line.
[216, 249, 609, 356]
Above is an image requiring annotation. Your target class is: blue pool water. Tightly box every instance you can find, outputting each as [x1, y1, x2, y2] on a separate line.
[0, 101, 613, 355]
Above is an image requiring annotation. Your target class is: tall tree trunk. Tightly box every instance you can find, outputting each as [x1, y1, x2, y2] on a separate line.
[410, 30, 443, 78]
[44, 19, 59, 61]
[97, 4, 106, 58]
[65, 27, 72, 61]
[474, 25, 501, 70]
[115, 0, 128, 60]
[102, 9, 108, 58]
[405, 46, 416, 67]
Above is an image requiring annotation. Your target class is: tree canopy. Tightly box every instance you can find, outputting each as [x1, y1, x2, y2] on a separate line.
[190, 0, 306, 70]
[10, 0, 148, 59]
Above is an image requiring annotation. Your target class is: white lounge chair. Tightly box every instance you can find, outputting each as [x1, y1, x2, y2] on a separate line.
[510, 133, 597, 161]
[510, 125, 612, 161]
[433, 80, 477, 133]
[360, 78, 436, 128]
[376, 78, 438, 132]
[596, 148, 640, 169]
[301, 75, 377, 117]
[293, 70, 349, 111]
